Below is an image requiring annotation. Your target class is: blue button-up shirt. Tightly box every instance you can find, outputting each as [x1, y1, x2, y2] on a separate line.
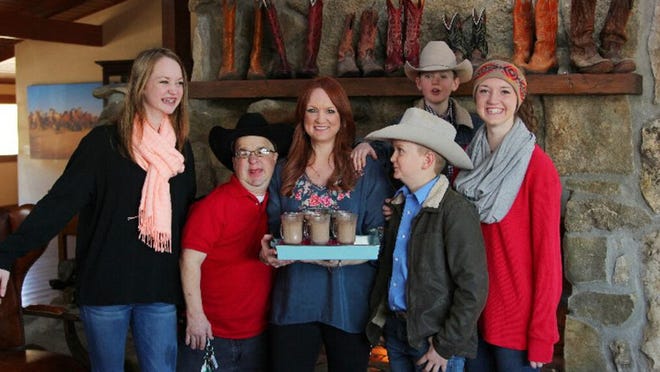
[388, 176, 440, 311]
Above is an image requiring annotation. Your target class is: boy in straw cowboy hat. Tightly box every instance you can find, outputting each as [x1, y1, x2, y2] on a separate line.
[364, 107, 488, 372]
[352, 41, 482, 182]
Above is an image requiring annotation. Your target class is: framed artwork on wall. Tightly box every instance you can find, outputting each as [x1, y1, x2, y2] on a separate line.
[27, 82, 102, 159]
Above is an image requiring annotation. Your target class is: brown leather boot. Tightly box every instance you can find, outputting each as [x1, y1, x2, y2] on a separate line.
[336, 13, 360, 77]
[470, 8, 488, 70]
[384, 0, 404, 76]
[299, 0, 324, 78]
[525, 0, 558, 73]
[600, 0, 636, 73]
[247, 0, 266, 80]
[569, 0, 613, 73]
[443, 13, 469, 62]
[217, 0, 241, 80]
[357, 7, 384, 77]
[403, 0, 424, 67]
[263, 0, 293, 78]
[512, 0, 533, 68]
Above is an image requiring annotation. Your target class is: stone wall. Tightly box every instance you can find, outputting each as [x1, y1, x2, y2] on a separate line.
[187, 0, 660, 370]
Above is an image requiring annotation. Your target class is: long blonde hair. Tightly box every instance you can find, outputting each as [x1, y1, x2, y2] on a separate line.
[117, 48, 190, 159]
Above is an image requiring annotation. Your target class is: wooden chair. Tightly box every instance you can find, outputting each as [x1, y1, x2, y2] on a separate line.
[0, 204, 88, 371]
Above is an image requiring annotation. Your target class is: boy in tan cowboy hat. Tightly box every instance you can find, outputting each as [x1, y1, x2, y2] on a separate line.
[364, 107, 488, 372]
[352, 41, 481, 182]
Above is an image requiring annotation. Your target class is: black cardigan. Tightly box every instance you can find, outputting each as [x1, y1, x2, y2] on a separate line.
[0, 124, 196, 306]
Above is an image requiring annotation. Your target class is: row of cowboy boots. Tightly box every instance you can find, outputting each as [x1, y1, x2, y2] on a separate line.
[383, 0, 424, 76]
[442, 9, 488, 71]
[338, 0, 425, 77]
[336, 6, 387, 77]
[511, 0, 635, 74]
[512, 0, 558, 74]
[442, 9, 488, 67]
[218, 0, 293, 80]
[570, 0, 635, 73]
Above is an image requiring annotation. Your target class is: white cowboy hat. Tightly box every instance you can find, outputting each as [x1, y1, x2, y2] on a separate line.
[404, 41, 474, 83]
[365, 108, 473, 170]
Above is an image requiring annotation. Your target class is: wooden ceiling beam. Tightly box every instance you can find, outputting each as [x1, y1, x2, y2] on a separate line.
[0, 43, 15, 62]
[0, 12, 102, 46]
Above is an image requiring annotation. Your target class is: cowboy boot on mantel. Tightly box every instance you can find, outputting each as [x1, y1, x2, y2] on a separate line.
[512, 0, 533, 68]
[470, 8, 488, 70]
[443, 13, 469, 63]
[403, 0, 424, 67]
[384, 0, 404, 76]
[299, 0, 323, 78]
[263, 0, 293, 78]
[357, 7, 384, 77]
[600, 0, 636, 72]
[524, 0, 558, 73]
[569, 0, 614, 73]
[336, 13, 360, 77]
[218, 0, 241, 80]
[247, 0, 266, 80]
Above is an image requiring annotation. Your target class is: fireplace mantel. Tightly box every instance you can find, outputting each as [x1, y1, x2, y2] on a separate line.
[189, 73, 642, 99]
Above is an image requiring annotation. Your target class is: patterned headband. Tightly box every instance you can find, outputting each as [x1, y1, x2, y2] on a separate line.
[472, 60, 528, 104]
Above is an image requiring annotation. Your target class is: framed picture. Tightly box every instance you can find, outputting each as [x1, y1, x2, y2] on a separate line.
[27, 82, 103, 159]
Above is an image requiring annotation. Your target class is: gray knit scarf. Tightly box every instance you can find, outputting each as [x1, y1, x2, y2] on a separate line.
[454, 118, 535, 223]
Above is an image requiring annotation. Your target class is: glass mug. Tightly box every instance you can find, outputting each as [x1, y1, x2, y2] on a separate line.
[280, 212, 304, 244]
[332, 210, 358, 244]
[306, 212, 331, 245]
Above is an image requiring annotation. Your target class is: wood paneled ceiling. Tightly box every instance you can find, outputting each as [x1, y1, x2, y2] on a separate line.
[0, 0, 129, 62]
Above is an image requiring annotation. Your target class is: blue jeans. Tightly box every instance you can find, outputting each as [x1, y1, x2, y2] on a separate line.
[79, 303, 177, 372]
[383, 315, 465, 372]
[177, 331, 268, 372]
[465, 337, 540, 372]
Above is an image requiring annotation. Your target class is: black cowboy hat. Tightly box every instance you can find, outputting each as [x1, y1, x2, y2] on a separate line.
[209, 112, 294, 171]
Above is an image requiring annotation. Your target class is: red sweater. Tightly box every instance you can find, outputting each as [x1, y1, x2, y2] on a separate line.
[182, 175, 273, 339]
[478, 145, 562, 363]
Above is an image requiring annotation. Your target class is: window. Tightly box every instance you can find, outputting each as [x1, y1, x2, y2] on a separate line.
[0, 104, 18, 155]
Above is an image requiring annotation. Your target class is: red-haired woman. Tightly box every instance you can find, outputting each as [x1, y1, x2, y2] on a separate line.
[260, 77, 392, 372]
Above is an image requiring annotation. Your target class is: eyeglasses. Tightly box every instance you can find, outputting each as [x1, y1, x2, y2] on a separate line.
[234, 147, 276, 159]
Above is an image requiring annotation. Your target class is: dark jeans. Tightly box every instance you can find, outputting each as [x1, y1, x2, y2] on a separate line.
[176, 331, 268, 372]
[383, 314, 465, 372]
[465, 337, 540, 372]
[270, 322, 371, 372]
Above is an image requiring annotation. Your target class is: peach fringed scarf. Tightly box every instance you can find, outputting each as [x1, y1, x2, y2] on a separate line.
[132, 116, 185, 253]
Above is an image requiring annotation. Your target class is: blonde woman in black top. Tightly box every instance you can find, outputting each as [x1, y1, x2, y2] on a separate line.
[0, 48, 196, 372]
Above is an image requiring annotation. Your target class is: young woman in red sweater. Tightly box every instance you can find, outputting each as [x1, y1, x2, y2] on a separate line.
[455, 60, 562, 371]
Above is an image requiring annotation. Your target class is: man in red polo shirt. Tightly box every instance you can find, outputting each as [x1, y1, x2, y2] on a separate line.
[177, 113, 292, 372]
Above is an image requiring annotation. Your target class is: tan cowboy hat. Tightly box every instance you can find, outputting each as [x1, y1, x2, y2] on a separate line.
[404, 41, 474, 83]
[365, 108, 473, 170]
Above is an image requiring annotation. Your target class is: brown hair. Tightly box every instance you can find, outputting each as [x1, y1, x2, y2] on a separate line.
[280, 77, 357, 196]
[117, 48, 190, 160]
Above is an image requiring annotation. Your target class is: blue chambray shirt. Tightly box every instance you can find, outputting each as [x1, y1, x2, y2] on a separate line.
[388, 176, 440, 311]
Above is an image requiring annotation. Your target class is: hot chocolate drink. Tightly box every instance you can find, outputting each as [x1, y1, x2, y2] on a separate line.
[307, 213, 330, 245]
[333, 211, 357, 244]
[280, 212, 304, 244]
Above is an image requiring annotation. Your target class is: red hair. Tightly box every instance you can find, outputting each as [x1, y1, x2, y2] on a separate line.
[281, 77, 357, 196]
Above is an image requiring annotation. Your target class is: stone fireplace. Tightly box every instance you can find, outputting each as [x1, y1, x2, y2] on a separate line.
[186, 0, 660, 370]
